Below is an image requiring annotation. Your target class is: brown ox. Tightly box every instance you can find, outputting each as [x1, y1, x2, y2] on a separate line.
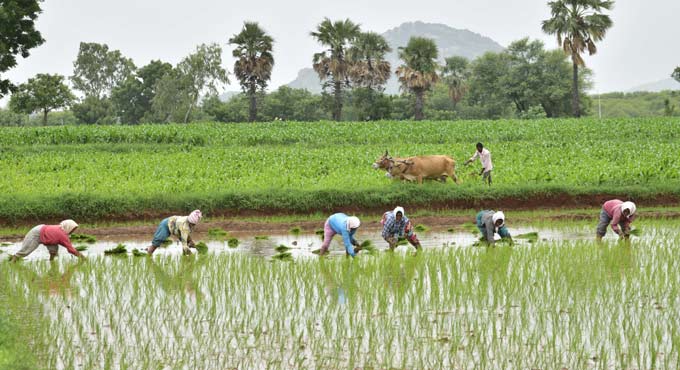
[372, 151, 459, 184]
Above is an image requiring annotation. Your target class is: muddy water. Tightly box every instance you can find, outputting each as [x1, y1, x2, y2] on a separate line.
[0, 223, 635, 261]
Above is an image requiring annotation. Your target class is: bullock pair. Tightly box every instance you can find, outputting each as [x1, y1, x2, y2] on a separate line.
[372, 150, 459, 184]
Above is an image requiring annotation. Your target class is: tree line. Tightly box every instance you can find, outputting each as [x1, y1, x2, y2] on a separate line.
[6, 0, 675, 125]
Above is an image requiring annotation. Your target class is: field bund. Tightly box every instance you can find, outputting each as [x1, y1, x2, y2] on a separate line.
[1, 118, 679, 223]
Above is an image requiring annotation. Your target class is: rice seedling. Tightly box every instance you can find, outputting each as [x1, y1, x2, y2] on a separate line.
[71, 233, 96, 243]
[161, 239, 173, 246]
[629, 228, 642, 236]
[272, 252, 293, 261]
[275, 245, 291, 253]
[103, 243, 127, 255]
[359, 240, 377, 254]
[131, 249, 145, 257]
[227, 238, 239, 248]
[290, 227, 302, 236]
[194, 242, 208, 254]
[254, 235, 269, 240]
[0, 242, 11, 247]
[414, 224, 429, 232]
[515, 232, 539, 242]
[75, 245, 88, 252]
[207, 228, 229, 239]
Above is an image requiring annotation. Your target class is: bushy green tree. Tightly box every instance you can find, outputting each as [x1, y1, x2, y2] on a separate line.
[467, 38, 591, 118]
[261, 86, 326, 121]
[9, 74, 74, 124]
[71, 96, 115, 124]
[229, 22, 274, 122]
[346, 88, 391, 121]
[311, 18, 361, 121]
[110, 60, 172, 124]
[71, 42, 136, 99]
[673, 67, 680, 84]
[0, 0, 44, 97]
[152, 44, 229, 123]
[542, 0, 613, 117]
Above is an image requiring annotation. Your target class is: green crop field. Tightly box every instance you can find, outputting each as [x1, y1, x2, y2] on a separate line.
[0, 118, 679, 222]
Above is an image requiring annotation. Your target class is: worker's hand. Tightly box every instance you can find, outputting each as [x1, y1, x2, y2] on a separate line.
[188, 241, 196, 249]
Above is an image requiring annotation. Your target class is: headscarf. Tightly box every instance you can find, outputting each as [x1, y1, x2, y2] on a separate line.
[492, 211, 505, 227]
[393, 206, 405, 218]
[621, 202, 636, 216]
[60, 219, 79, 234]
[188, 209, 202, 224]
[346, 216, 361, 231]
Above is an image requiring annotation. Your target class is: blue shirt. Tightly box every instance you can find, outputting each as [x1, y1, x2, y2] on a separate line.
[328, 213, 358, 257]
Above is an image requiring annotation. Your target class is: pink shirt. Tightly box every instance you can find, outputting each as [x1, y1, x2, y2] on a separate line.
[603, 200, 635, 234]
[469, 148, 493, 171]
[40, 225, 78, 256]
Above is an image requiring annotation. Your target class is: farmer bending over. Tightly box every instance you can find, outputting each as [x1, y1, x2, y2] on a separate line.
[596, 200, 636, 240]
[464, 142, 493, 186]
[147, 210, 202, 255]
[319, 213, 363, 257]
[381, 206, 422, 250]
[11, 220, 85, 262]
[476, 210, 512, 246]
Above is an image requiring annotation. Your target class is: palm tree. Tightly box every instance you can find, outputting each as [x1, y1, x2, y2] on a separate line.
[229, 22, 274, 122]
[311, 18, 360, 121]
[347, 32, 392, 91]
[441, 56, 469, 109]
[395, 37, 439, 121]
[542, 0, 613, 117]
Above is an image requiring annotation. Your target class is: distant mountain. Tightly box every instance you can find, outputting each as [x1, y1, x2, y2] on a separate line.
[286, 21, 505, 95]
[627, 78, 680, 93]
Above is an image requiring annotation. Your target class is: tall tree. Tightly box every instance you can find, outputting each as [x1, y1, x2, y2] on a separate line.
[229, 22, 274, 122]
[311, 18, 361, 121]
[542, 0, 613, 117]
[177, 43, 229, 123]
[673, 67, 680, 84]
[9, 74, 74, 124]
[0, 0, 44, 97]
[347, 32, 392, 91]
[110, 60, 172, 124]
[71, 42, 136, 99]
[152, 43, 229, 123]
[441, 56, 470, 108]
[395, 37, 439, 120]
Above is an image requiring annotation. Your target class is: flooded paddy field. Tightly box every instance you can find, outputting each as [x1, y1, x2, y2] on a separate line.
[1, 220, 679, 369]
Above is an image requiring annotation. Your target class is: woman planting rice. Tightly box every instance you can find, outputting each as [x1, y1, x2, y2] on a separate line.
[381, 206, 421, 250]
[476, 210, 513, 246]
[147, 210, 202, 255]
[596, 200, 636, 240]
[11, 219, 85, 261]
[318, 213, 363, 257]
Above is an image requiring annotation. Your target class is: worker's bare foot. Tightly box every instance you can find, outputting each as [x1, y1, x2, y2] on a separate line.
[147, 246, 157, 255]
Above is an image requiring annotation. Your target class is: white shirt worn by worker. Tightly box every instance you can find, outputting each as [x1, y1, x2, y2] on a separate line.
[469, 148, 493, 171]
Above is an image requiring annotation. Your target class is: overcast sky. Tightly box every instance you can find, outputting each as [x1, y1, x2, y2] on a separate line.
[4, 0, 679, 99]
